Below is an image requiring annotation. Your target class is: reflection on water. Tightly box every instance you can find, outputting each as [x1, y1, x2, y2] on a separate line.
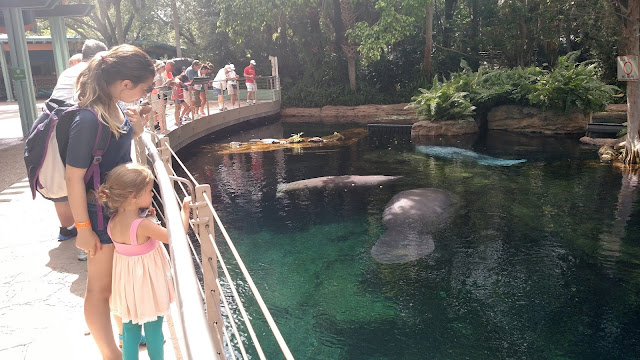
[178, 122, 640, 359]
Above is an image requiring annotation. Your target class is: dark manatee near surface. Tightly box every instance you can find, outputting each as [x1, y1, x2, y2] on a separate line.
[371, 188, 456, 264]
[276, 175, 400, 195]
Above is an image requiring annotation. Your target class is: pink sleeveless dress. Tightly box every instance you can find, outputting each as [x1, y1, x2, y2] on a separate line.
[109, 218, 175, 324]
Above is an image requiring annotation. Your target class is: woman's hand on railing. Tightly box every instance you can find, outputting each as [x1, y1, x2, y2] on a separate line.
[76, 228, 101, 258]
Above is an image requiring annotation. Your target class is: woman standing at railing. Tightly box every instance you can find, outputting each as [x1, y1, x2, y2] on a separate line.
[64, 44, 155, 360]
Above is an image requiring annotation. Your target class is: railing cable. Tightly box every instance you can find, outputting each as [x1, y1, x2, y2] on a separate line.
[206, 228, 261, 359]
[203, 193, 295, 360]
[217, 278, 250, 360]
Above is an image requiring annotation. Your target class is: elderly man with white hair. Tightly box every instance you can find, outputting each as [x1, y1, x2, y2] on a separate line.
[213, 65, 231, 111]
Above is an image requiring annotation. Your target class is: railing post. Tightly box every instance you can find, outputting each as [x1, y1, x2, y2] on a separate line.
[158, 137, 173, 176]
[133, 137, 147, 166]
[193, 184, 225, 356]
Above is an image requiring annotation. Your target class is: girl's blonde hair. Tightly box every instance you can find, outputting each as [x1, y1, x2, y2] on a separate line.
[76, 44, 155, 138]
[98, 163, 155, 215]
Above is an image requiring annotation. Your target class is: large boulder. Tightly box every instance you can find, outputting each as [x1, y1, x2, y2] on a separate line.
[487, 105, 591, 134]
[371, 188, 456, 264]
[411, 118, 479, 137]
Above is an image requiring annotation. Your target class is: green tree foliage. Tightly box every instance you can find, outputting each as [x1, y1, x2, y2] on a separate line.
[63, 0, 625, 108]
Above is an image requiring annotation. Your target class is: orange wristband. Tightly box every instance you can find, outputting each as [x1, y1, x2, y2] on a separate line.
[75, 220, 92, 229]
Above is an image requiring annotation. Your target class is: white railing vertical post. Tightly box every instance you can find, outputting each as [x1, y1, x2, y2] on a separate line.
[158, 137, 173, 176]
[193, 184, 225, 356]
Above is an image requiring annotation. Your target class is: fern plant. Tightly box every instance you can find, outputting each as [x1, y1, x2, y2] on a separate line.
[408, 76, 476, 121]
[529, 52, 619, 114]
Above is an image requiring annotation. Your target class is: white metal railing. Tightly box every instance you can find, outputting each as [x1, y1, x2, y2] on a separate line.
[135, 131, 293, 359]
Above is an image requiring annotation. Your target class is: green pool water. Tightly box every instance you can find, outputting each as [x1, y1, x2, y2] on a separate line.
[182, 121, 640, 359]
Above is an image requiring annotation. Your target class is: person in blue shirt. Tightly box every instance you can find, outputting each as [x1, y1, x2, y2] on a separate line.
[65, 44, 155, 360]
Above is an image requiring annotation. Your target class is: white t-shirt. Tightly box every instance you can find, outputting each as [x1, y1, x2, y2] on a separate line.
[213, 68, 227, 90]
[227, 71, 237, 87]
[49, 62, 88, 103]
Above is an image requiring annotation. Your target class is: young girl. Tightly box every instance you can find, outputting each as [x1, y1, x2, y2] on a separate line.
[65, 44, 155, 359]
[98, 163, 191, 360]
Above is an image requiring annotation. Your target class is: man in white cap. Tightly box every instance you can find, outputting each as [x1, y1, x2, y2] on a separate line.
[213, 65, 231, 111]
[244, 60, 259, 105]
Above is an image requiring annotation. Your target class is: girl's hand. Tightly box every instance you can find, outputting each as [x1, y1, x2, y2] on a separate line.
[148, 207, 157, 217]
[126, 106, 146, 136]
[182, 196, 192, 211]
[181, 196, 192, 231]
[76, 228, 101, 257]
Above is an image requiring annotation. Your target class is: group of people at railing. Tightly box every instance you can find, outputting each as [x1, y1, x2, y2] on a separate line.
[145, 58, 263, 133]
[42, 39, 193, 359]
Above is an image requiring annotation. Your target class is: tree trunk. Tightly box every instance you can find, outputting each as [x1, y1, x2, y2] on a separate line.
[340, 0, 357, 91]
[469, 0, 479, 53]
[442, 0, 458, 49]
[518, 13, 527, 67]
[623, 0, 640, 164]
[171, 0, 182, 57]
[424, 1, 434, 78]
[332, 0, 346, 52]
[114, 0, 124, 43]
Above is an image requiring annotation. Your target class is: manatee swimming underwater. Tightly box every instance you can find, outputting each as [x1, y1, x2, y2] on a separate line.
[277, 175, 400, 195]
[416, 145, 526, 166]
[371, 188, 456, 264]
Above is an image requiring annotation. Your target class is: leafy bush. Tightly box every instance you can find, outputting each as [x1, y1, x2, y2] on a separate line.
[471, 66, 543, 109]
[407, 76, 475, 121]
[529, 52, 619, 114]
[408, 53, 618, 121]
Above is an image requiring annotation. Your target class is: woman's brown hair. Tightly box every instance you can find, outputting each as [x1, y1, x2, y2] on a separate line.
[76, 44, 155, 138]
[98, 163, 155, 216]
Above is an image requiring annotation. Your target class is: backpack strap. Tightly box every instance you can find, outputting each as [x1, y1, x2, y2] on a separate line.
[64, 106, 112, 230]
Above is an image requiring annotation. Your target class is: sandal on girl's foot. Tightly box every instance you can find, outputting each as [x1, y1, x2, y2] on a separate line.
[119, 333, 147, 348]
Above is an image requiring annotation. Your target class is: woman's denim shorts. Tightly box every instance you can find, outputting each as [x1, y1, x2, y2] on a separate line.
[87, 202, 112, 245]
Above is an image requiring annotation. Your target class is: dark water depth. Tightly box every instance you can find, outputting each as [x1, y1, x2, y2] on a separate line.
[180, 121, 640, 360]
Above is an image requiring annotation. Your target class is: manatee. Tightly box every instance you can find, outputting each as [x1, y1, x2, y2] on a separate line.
[371, 230, 435, 264]
[371, 188, 456, 264]
[276, 175, 400, 194]
[416, 145, 526, 166]
[382, 188, 456, 232]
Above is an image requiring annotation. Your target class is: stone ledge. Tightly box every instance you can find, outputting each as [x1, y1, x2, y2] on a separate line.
[487, 105, 590, 134]
[282, 103, 418, 124]
[411, 118, 479, 137]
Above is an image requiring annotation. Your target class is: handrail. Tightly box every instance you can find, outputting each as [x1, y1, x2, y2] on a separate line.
[141, 132, 220, 359]
[135, 80, 291, 359]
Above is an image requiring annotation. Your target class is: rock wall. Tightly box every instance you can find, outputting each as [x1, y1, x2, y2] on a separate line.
[487, 105, 591, 134]
[411, 118, 478, 137]
[281, 103, 418, 124]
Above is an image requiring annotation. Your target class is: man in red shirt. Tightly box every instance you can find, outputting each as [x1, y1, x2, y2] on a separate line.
[244, 60, 258, 105]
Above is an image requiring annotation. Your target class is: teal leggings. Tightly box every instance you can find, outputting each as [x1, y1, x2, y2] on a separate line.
[122, 316, 164, 360]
